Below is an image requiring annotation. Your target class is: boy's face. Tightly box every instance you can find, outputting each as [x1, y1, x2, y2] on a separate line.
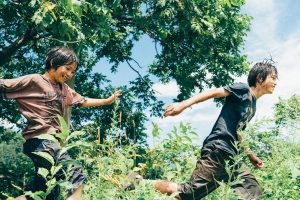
[260, 70, 277, 94]
[49, 62, 77, 83]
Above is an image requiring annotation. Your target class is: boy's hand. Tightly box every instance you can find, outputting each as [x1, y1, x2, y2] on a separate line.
[164, 102, 186, 117]
[248, 154, 264, 169]
[107, 90, 122, 104]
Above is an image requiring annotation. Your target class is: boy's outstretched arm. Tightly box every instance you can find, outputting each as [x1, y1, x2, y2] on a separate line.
[81, 90, 122, 107]
[164, 87, 230, 117]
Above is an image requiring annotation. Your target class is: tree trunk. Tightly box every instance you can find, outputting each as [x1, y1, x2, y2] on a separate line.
[63, 75, 75, 130]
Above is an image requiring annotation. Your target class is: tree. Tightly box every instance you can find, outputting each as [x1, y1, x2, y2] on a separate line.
[0, 0, 252, 143]
[273, 94, 300, 130]
[0, 128, 35, 198]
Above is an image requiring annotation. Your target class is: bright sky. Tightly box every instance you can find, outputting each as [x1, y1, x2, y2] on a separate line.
[96, 0, 300, 146]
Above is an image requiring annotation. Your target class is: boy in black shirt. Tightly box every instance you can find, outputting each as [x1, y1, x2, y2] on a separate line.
[146, 61, 278, 200]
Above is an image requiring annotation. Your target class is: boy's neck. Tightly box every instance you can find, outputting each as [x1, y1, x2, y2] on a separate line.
[43, 71, 58, 84]
[250, 86, 263, 100]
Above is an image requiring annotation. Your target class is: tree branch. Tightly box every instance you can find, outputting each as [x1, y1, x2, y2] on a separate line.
[155, 40, 159, 55]
[125, 59, 162, 95]
[43, 36, 82, 44]
[0, 26, 37, 67]
[0, 174, 23, 184]
[125, 60, 143, 78]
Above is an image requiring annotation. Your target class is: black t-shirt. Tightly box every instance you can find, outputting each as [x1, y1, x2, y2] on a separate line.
[202, 82, 256, 155]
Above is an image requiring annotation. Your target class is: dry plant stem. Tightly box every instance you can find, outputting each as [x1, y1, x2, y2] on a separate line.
[97, 127, 100, 142]
[100, 174, 120, 187]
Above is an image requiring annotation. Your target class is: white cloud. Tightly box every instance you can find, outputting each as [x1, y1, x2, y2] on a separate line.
[153, 81, 180, 97]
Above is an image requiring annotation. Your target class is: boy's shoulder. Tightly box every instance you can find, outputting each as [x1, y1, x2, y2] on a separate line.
[20, 73, 41, 79]
[230, 82, 249, 88]
[23, 74, 45, 83]
[225, 82, 249, 91]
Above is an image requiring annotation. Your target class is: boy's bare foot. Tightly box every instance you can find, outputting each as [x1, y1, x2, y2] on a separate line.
[121, 171, 143, 190]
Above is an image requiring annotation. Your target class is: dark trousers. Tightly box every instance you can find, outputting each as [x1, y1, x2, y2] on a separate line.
[178, 147, 263, 200]
[23, 138, 87, 200]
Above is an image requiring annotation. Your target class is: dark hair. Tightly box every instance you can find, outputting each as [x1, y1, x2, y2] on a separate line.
[247, 59, 278, 87]
[45, 47, 79, 71]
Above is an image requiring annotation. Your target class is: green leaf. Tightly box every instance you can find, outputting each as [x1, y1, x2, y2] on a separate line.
[170, 191, 181, 198]
[72, 0, 82, 6]
[54, 115, 69, 142]
[165, 171, 175, 181]
[45, 178, 58, 197]
[37, 168, 49, 180]
[180, 122, 187, 133]
[55, 180, 75, 189]
[167, 133, 173, 139]
[51, 165, 63, 176]
[182, 136, 192, 143]
[32, 152, 55, 166]
[58, 143, 79, 157]
[35, 133, 60, 146]
[289, 163, 300, 180]
[29, 0, 37, 7]
[58, 20, 69, 37]
[23, 191, 43, 200]
[156, 0, 166, 7]
[230, 0, 245, 6]
[191, 137, 200, 141]
[58, 160, 82, 167]
[174, 161, 182, 173]
[189, 131, 199, 137]
[66, 131, 86, 141]
[74, 140, 92, 147]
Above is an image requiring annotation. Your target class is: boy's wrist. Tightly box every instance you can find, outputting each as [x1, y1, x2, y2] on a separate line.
[181, 100, 190, 109]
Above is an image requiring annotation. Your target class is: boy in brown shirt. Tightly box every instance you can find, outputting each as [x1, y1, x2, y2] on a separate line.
[0, 47, 122, 200]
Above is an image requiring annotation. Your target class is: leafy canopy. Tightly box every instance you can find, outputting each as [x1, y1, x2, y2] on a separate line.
[0, 0, 251, 143]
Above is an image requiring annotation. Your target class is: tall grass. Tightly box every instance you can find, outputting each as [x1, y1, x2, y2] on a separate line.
[4, 102, 300, 199]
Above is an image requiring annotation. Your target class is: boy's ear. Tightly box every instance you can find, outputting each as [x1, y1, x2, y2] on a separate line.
[50, 59, 53, 67]
[256, 75, 263, 85]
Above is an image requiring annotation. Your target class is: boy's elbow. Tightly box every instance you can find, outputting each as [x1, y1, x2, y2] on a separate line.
[81, 99, 90, 107]
[214, 87, 229, 98]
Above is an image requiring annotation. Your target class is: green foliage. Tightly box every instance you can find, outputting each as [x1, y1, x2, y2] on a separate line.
[71, 85, 150, 147]
[241, 119, 300, 199]
[273, 94, 300, 130]
[79, 112, 202, 199]
[0, 0, 252, 142]
[22, 115, 91, 200]
[147, 0, 252, 101]
[1, 95, 300, 199]
[141, 122, 201, 181]
[0, 133, 35, 198]
[241, 95, 300, 200]
[73, 95, 300, 199]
